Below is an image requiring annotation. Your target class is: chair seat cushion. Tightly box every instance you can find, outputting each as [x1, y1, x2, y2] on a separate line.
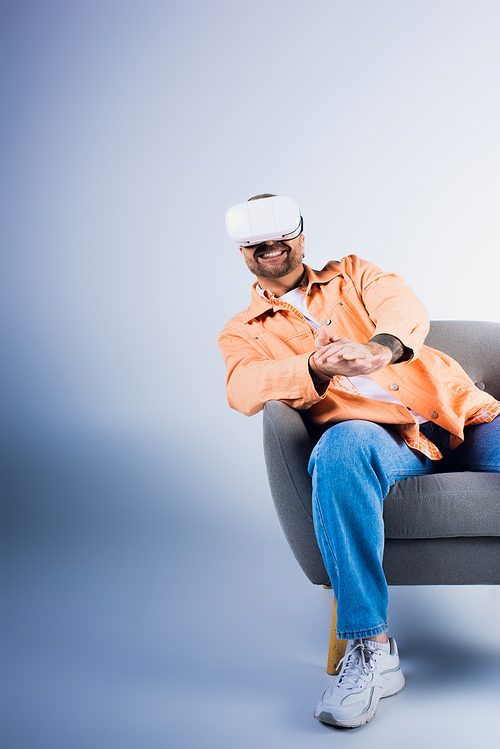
[384, 472, 500, 538]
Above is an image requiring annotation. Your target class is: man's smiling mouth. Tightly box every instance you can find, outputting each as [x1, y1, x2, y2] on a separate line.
[260, 249, 286, 259]
[254, 242, 289, 260]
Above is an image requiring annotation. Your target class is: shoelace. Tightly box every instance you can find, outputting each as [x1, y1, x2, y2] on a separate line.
[337, 640, 377, 689]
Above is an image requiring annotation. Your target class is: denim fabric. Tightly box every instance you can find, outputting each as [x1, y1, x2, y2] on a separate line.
[308, 417, 500, 639]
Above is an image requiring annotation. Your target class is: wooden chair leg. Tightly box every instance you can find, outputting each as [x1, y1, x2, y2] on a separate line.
[327, 595, 347, 675]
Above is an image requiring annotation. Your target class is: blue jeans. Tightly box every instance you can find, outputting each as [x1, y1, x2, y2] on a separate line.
[308, 417, 500, 640]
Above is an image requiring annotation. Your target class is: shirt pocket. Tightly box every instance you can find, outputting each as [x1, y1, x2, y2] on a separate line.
[324, 286, 376, 340]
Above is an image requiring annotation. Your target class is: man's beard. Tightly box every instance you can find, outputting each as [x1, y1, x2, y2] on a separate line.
[245, 241, 302, 279]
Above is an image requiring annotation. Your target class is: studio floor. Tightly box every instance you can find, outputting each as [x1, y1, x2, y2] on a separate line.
[3, 428, 500, 749]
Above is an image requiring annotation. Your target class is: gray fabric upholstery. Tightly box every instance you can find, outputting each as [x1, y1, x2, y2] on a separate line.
[263, 320, 500, 586]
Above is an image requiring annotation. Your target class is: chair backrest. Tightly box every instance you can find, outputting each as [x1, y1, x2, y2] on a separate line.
[423, 321, 500, 399]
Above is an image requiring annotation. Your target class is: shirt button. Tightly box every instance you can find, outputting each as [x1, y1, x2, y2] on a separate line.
[430, 411, 438, 419]
[390, 384, 399, 391]
[324, 319, 331, 326]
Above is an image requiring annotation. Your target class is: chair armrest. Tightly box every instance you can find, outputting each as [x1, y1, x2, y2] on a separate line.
[263, 401, 329, 585]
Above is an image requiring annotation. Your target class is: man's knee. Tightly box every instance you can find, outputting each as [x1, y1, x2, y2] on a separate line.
[313, 421, 388, 462]
[308, 421, 388, 481]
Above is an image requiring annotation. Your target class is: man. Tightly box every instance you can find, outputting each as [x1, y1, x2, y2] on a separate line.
[218, 194, 500, 728]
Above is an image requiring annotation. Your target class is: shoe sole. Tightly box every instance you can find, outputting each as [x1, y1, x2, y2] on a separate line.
[315, 669, 405, 729]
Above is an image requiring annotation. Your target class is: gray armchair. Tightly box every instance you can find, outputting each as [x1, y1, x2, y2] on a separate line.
[263, 321, 500, 673]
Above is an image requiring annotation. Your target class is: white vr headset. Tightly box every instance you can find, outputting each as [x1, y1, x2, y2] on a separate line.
[225, 196, 303, 246]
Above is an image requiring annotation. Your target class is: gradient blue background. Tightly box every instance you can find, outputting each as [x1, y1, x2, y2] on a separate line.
[3, 1, 500, 747]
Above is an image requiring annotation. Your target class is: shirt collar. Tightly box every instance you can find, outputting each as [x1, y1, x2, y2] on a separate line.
[243, 262, 341, 323]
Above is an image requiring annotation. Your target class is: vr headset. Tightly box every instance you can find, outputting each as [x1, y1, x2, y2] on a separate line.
[225, 195, 303, 246]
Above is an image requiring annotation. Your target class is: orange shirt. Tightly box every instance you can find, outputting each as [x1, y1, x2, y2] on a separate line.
[219, 256, 499, 457]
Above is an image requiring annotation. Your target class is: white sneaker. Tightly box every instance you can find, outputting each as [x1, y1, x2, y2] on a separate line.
[314, 637, 405, 728]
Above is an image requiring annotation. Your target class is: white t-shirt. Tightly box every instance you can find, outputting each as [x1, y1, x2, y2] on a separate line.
[279, 287, 427, 423]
